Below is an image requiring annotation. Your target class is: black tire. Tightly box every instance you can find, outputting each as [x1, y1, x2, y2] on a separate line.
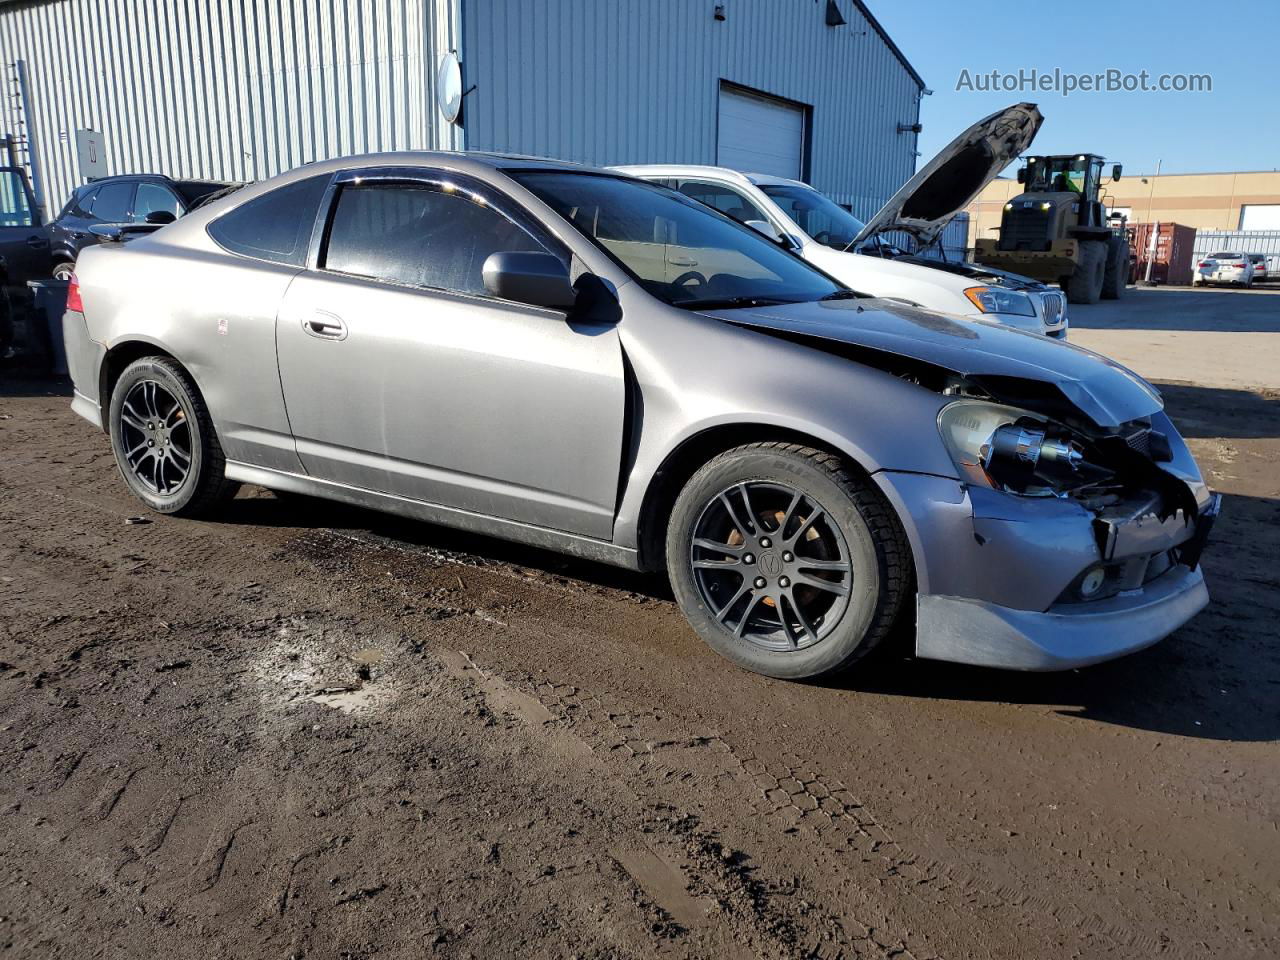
[108, 356, 239, 517]
[51, 261, 76, 282]
[1101, 236, 1127, 300]
[1066, 240, 1106, 304]
[666, 442, 910, 680]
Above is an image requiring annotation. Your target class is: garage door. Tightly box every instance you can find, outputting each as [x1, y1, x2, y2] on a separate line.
[1239, 204, 1280, 231]
[716, 85, 806, 180]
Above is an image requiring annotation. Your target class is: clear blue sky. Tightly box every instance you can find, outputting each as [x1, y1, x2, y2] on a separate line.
[871, 1, 1277, 177]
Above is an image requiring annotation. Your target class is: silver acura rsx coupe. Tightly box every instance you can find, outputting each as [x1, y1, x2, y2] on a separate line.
[61, 152, 1219, 679]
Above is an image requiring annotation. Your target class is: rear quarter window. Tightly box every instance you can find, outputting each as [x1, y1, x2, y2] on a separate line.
[207, 174, 331, 267]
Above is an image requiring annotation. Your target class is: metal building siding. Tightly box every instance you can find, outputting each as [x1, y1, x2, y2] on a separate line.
[460, 0, 922, 219]
[0, 0, 461, 215]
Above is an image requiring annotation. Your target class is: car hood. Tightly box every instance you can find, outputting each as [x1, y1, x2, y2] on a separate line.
[890, 255, 1050, 292]
[703, 296, 1160, 429]
[853, 102, 1043, 249]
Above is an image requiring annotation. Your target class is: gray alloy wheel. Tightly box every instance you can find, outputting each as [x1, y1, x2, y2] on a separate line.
[688, 480, 854, 652]
[108, 356, 239, 516]
[667, 442, 910, 679]
[51, 261, 76, 282]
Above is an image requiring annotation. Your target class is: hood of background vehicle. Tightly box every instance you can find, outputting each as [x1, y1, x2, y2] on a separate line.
[704, 296, 1159, 429]
[853, 102, 1043, 250]
[891, 254, 1050, 291]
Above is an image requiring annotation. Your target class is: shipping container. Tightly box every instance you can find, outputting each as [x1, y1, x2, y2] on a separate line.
[1126, 222, 1197, 286]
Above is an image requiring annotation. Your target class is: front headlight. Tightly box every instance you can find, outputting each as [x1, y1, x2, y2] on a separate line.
[938, 400, 1095, 497]
[963, 286, 1036, 317]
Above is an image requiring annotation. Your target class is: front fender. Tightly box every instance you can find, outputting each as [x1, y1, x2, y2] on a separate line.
[611, 308, 960, 554]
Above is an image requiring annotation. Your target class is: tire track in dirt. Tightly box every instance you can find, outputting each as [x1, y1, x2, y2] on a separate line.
[436, 643, 923, 959]
[283, 522, 1193, 958]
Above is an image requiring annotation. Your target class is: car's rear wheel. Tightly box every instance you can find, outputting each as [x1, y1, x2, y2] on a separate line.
[51, 261, 76, 282]
[666, 442, 910, 679]
[108, 357, 239, 517]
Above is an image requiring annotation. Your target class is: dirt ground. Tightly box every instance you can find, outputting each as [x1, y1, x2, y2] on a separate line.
[2, 352, 1278, 956]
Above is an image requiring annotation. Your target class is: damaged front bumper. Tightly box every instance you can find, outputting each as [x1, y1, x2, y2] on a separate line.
[874, 470, 1219, 671]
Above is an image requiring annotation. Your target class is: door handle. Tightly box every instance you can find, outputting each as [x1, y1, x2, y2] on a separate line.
[302, 311, 347, 340]
[667, 256, 699, 267]
[27, 236, 49, 248]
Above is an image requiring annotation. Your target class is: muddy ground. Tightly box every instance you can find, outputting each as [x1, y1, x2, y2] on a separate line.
[1, 376, 1277, 960]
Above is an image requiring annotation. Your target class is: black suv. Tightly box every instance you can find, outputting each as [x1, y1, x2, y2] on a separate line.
[48, 174, 230, 278]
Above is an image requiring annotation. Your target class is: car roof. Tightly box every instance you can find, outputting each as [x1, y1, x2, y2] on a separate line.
[610, 163, 810, 190]
[236, 151, 611, 188]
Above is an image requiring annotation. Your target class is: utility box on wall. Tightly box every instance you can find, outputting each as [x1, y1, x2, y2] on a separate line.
[75, 129, 106, 181]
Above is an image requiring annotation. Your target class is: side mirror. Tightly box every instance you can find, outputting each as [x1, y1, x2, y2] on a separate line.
[145, 210, 177, 225]
[482, 251, 577, 310]
[1111, 163, 1123, 181]
[1016, 167, 1027, 184]
[744, 219, 782, 242]
[88, 223, 125, 241]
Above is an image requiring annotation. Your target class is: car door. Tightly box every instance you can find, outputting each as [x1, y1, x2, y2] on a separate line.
[275, 168, 627, 541]
[0, 167, 51, 291]
[76, 180, 135, 258]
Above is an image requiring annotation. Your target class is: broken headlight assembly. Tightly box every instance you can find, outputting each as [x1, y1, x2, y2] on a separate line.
[938, 400, 1113, 497]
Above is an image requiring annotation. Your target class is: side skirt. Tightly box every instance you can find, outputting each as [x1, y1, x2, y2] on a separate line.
[223, 460, 643, 572]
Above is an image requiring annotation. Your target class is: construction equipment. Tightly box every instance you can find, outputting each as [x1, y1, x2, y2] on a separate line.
[975, 154, 1130, 304]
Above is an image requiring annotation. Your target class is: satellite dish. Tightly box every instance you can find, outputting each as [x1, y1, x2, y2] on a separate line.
[437, 52, 463, 124]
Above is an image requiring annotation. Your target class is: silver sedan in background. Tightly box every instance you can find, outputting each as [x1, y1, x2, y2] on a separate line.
[62, 153, 1219, 679]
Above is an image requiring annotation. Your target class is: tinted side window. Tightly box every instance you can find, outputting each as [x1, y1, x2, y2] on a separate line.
[69, 186, 99, 219]
[133, 182, 182, 221]
[676, 180, 768, 225]
[208, 174, 331, 267]
[324, 183, 546, 296]
[89, 182, 134, 223]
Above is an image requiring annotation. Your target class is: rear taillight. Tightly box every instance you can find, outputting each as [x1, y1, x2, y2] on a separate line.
[66, 274, 83, 312]
[1198, 261, 1211, 268]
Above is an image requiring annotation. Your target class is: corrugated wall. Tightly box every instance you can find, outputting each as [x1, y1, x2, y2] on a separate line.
[0, 0, 461, 215]
[460, 0, 923, 219]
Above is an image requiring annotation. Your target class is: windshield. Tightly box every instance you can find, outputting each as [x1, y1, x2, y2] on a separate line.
[511, 172, 842, 308]
[0, 169, 36, 227]
[759, 184, 866, 250]
[1024, 157, 1096, 195]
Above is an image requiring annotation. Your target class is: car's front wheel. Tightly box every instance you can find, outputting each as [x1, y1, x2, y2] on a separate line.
[108, 357, 239, 516]
[666, 442, 910, 679]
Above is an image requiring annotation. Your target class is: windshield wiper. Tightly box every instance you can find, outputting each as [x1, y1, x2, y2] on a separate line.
[673, 295, 797, 310]
[818, 290, 861, 301]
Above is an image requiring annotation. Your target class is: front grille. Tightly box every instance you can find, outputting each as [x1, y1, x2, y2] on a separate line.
[998, 206, 1052, 252]
[1041, 292, 1064, 325]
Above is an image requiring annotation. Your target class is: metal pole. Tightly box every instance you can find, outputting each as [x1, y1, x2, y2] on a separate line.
[13, 60, 46, 219]
[1142, 159, 1161, 285]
